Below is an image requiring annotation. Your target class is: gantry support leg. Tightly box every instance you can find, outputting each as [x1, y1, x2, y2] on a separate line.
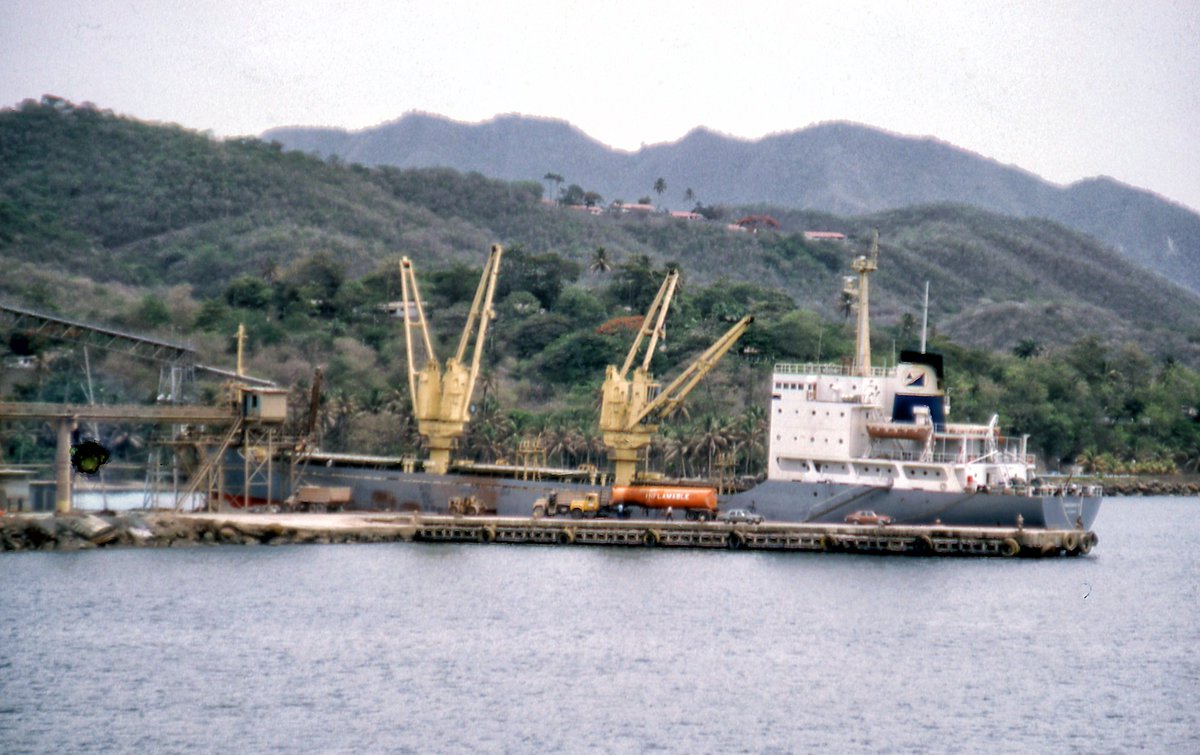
[55, 419, 75, 513]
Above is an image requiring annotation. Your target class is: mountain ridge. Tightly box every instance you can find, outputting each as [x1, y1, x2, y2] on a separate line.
[264, 113, 1200, 294]
[3, 97, 1198, 367]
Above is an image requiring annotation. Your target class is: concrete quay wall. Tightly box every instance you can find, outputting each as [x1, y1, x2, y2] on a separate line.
[1, 512, 1095, 558]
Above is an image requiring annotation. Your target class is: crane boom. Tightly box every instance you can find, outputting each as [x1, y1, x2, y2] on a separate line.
[600, 269, 752, 486]
[618, 270, 679, 377]
[397, 245, 504, 473]
[629, 315, 753, 426]
[456, 244, 504, 414]
[399, 256, 435, 413]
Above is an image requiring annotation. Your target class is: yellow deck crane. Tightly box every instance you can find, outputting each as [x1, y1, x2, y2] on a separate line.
[400, 245, 504, 474]
[599, 270, 753, 485]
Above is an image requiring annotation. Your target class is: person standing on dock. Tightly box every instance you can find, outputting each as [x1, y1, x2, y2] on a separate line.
[665, 506, 673, 521]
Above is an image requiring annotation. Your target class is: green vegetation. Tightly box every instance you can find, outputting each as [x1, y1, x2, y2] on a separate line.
[3, 98, 1200, 476]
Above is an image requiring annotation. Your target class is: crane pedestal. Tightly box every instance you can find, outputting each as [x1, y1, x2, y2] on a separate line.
[603, 429, 656, 487]
[424, 442, 453, 476]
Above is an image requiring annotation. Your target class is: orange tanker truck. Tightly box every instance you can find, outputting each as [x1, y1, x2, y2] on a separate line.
[609, 485, 718, 521]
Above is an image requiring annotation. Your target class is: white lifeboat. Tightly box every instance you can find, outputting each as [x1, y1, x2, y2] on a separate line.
[866, 421, 933, 441]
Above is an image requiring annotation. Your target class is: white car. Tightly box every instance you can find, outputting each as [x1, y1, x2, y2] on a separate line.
[722, 508, 763, 524]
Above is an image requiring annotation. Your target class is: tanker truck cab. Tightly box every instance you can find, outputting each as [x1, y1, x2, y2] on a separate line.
[532, 491, 602, 518]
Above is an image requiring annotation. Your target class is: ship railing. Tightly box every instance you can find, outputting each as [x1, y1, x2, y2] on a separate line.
[774, 362, 891, 378]
[875, 449, 1033, 466]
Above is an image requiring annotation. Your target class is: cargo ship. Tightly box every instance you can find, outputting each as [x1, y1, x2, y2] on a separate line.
[219, 237, 1101, 530]
[237, 350, 1099, 530]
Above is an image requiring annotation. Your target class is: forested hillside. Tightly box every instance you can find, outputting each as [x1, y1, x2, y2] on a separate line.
[3, 97, 1200, 475]
[267, 113, 1200, 296]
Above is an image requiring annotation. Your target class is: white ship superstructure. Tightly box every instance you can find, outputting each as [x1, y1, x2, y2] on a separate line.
[767, 229, 1037, 497]
[767, 358, 1034, 494]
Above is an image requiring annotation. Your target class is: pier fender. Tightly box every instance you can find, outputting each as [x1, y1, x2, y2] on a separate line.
[1000, 537, 1020, 558]
[727, 531, 744, 550]
[557, 528, 575, 545]
[1062, 531, 1080, 553]
[1078, 532, 1095, 555]
[912, 534, 935, 554]
[481, 525, 496, 543]
[642, 529, 660, 547]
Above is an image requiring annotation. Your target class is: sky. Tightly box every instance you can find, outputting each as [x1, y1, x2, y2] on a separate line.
[3, 0, 1199, 212]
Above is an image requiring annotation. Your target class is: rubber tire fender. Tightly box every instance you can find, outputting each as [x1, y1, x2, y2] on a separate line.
[557, 528, 575, 545]
[642, 529, 660, 547]
[1062, 532, 1079, 553]
[913, 534, 935, 554]
[1000, 537, 1020, 557]
[1078, 532, 1095, 555]
[727, 530, 744, 550]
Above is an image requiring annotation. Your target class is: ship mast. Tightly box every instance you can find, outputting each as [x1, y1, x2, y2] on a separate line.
[850, 229, 879, 375]
[920, 280, 929, 353]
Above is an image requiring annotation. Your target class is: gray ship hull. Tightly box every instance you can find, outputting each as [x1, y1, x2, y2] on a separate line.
[722, 480, 1100, 530]
[231, 463, 1100, 530]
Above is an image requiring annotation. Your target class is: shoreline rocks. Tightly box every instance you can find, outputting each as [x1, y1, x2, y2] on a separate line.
[0, 512, 418, 552]
[1081, 476, 1200, 496]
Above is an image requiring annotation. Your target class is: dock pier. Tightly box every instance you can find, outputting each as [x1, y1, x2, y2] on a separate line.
[1, 511, 1096, 556]
[410, 515, 1096, 557]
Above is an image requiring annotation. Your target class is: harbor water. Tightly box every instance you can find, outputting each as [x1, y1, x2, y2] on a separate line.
[2, 497, 1196, 752]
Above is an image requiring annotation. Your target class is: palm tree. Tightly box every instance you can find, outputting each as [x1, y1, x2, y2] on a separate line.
[543, 172, 564, 200]
[732, 406, 767, 476]
[689, 414, 733, 479]
[564, 424, 588, 465]
[653, 177, 667, 205]
[661, 427, 689, 478]
[536, 425, 562, 467]
[319, 389, 357, 450]
[683, 187, 695, 206]
[1014, 339, 1042, 359]
[589, 247, 613, 275]
[361, 386, 389, 414]
[581, 426, 604, 466]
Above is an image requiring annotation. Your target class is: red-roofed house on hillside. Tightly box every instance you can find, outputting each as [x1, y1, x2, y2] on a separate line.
[803, 231, 846, 241]
[736, 215, 781, 233]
